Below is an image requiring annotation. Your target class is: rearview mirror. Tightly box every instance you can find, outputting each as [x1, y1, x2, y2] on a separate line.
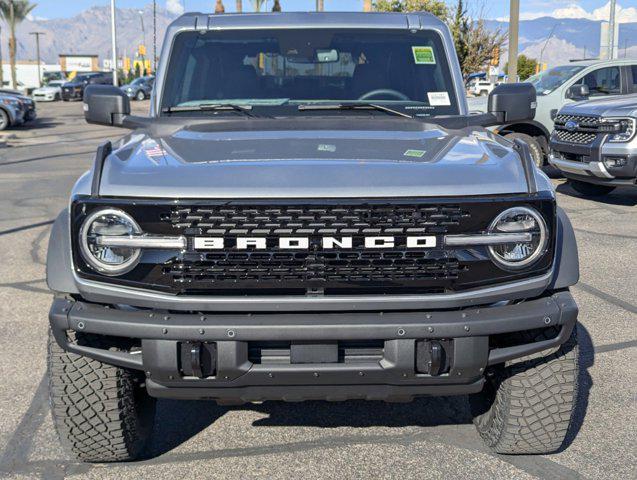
[488, 83, 536, 124]
[566, 84, 590, 100]
[84, 85, 130, 127]
[316, 49, 339, 63]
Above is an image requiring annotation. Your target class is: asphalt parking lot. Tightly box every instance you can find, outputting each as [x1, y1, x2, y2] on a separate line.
[0, 100, 635, 479]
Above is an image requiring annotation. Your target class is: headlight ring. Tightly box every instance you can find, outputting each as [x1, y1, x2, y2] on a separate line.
[79, 208, 142, 276]
[487, 206, 548, 270]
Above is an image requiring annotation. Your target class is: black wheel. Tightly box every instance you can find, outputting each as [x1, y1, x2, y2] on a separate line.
[504, 132, 545, 167]
[0, 109, 9, 131]
[135, 90, 146, 101]
[568, 179, 615, 197]
[55, 93, 61, 101]
[470, 325, 579, 454]
[47, 329, 156, 462]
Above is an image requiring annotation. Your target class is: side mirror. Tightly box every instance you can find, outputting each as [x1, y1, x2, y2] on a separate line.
[84, 84, 130, 127]
[566, 84, 589, 100]
[487, 83, 536, 124]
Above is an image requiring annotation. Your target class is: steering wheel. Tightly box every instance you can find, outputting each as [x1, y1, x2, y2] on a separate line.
[358, 89, 410, 101]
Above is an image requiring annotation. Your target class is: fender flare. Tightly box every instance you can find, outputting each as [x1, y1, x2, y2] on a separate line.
[496, 120, 551, 140]
[549, 206, 579, 290]
[46, 208, 79, 294]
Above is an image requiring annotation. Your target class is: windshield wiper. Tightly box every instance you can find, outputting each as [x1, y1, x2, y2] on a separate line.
[162, 103, 257, 117]
[298, 103, 413, 119]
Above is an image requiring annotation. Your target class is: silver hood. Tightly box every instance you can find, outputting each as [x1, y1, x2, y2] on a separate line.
[98, 118, 532, 199]
[560, 93, 637, 118]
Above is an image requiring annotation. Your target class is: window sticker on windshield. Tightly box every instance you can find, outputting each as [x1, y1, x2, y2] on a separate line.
[412, 46, 436, 64]
[427, 91, 450, 106]
[404, 149, 426, 158]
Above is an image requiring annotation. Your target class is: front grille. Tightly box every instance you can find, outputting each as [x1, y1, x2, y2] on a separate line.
[554, 129, 597, 145]
[72, 197, 556, 295]
[165, 251, 464, 285]
[162, 204, 469, 292]
[554, 114, 599, 126]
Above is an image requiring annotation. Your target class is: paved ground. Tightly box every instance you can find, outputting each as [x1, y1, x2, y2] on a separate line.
[0, 101, 635, 479]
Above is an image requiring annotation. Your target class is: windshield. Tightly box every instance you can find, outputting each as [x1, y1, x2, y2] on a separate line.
[530, 65, 586, 95]
[161, 29, 459, 117]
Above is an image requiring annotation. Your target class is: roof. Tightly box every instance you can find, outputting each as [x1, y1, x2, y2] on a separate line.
[170, 11, 446, 31]
[563, 58, 637, 68]
[58, 54, 99, 58]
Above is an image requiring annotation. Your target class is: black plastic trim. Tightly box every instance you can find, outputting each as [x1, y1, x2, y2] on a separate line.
[90, 140, 112, 197]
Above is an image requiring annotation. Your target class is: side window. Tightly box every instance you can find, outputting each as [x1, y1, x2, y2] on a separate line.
[580, 67, 621, 96]
[630, 65, 637, 93]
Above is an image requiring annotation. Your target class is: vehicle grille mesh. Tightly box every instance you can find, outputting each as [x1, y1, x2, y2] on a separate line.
[554, 129, 597, 145]
[161, 204, 470, 291]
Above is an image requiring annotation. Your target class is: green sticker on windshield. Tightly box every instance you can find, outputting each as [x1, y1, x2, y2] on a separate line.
[404, 149, 426, 158]
[412, 46, 436, 65]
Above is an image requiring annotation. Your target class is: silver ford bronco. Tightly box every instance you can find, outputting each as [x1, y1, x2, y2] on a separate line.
[46, 11, 580, 461]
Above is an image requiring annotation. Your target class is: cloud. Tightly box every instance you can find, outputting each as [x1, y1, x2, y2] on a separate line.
[166, 0, 185, 16]
[499, 1, 637, 23]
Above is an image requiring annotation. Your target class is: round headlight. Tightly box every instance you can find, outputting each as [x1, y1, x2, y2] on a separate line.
[79, 208, 142, 275]
[488, 207, 548, 270]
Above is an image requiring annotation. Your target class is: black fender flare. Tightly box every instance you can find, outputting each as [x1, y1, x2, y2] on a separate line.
[46, 208, 79, 294]
[549, 206, 579, 290]
[496, 120, 551, 141]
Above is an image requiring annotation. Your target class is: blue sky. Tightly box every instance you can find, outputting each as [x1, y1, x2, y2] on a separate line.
[29, 1, 635, 22]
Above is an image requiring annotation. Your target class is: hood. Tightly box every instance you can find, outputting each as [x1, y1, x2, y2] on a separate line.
[98, 118, 531, 199]
[561, 94, 637, 118]
[34, 86, 60, 93]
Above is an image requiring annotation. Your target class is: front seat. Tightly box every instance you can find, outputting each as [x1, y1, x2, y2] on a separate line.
[352, 63, 389, 99]
[222, 64, 259, 99]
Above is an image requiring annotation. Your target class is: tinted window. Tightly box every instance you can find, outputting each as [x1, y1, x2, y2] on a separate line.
[530, 65, 585, 95]
[631, 65, 637, 93]
[580, 67, 621, 96]
[161, 29, 460, 116]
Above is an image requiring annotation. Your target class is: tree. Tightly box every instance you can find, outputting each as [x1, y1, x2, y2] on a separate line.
[272, 0, 281, 12]
[364, 0, 372, 12]
[373, 0, 447, 18]
[373, 0, 506, 77]
[505, 54, 537, 81]
[0, 1, 36, 89]
[236, 0, 242, 12]
[215, 0, 225, 14]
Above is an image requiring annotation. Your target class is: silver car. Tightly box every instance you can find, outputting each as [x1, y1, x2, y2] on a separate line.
[550, 93, 637, 196]
[0, 93, 25, 130]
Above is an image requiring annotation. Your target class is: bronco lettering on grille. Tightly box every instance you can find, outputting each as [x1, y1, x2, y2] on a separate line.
[193, 236, 437, 250]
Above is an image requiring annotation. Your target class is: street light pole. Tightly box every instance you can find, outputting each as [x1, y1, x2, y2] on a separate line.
[507, 0, 520, 83]
[110, 0, 118, 86]
[29, 32, 45, 87]
[608, 0, 617, 60]
[153, 0, 157, 73]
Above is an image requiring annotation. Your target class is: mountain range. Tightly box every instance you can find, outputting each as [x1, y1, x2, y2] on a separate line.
[1, 5, 636, 68]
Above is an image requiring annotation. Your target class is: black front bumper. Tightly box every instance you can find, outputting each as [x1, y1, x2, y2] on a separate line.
[61, 88, 83, 101]
[49, 291, 577, 402]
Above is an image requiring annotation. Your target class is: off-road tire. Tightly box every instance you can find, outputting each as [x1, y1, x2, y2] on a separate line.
[504, 132, 545, 167]
[568, 179, 615, 197]
[47, 329, 156, 462]
[470, 325, 579, 455]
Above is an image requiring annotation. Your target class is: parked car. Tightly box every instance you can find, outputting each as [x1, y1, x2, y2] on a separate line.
[549, 93, 637, 196]
[61, 72, 113, 101]
[469, 59, 637, 167]
[32, 80, 65, 102]
[1, 81, 30, 96]
[47, 11, 580, 462]
[0, 93, 25, 130]
[121, 76, 154, 100]
[469, 80, 498, 96]
[0, 88, 37, 122]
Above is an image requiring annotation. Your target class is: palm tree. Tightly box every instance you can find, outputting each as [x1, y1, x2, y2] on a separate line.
[364, 0, 372, 12]
[236, 0, 242, 12]
[272, 0, 281, 12]
[0, 1, 36, 89]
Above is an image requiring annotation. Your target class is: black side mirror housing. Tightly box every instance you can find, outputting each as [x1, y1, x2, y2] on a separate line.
[566, 84, 590, 100]
[84, 85, 130, 127]
[487, 83, 536, 124]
